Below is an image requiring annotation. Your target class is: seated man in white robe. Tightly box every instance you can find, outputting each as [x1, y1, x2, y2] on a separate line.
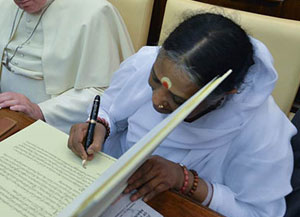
[0, 0, 134, 133]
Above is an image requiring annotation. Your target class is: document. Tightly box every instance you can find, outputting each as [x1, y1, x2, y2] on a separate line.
[0, 120, 115, 217]
[101, 194, 163, 217]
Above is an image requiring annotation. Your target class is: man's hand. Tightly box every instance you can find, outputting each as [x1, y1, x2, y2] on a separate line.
[68, 122, 107, 161]
[0, 92, 44, 120]
[124, 156, 184, 202]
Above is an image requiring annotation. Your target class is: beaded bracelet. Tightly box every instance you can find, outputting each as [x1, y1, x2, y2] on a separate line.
[96, 117, 110, 140]
[188, 169, 199, 196]
[178, 163, 189, 194]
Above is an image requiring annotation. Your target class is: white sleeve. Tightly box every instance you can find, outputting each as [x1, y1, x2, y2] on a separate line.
[95, 47, 156, 137]
[91, 47, 158, 157]
[208, 114, 294, 217]
[95, 56, 137, 137]
[38, 87, 106, 134]
[209, 183, 286, 217]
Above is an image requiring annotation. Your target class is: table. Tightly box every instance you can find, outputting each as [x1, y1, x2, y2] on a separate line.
[0, 108, 35, 141]
[0, 108, 223, 217]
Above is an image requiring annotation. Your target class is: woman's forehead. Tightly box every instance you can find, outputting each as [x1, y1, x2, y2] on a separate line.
[154, 57, 191, 83]
[153, 57, 199, 98]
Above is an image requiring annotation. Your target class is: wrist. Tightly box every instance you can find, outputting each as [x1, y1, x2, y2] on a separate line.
[187, 170, 199, 196]
[175, 163, 184, 190]
[34, 104, 45, 120]
[201, 179, 213, 206]
[96, 117, 110, 140]
[176, 163, 194, 194]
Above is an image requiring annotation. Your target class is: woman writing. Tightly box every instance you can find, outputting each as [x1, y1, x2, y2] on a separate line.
[68, 13, 295, 217]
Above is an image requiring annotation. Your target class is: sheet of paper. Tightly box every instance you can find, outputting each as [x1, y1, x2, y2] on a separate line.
[100, 194, 163, 217]
[0, 120, 115, 217]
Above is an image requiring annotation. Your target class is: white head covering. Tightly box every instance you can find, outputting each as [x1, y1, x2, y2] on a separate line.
[101, 37, 295, 172]
[103, 38, 279, 157]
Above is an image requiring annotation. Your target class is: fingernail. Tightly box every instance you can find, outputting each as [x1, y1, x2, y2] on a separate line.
[143, 197, 148, 202]
[82, 160, 87, 169]
[87, 149, 94, 155]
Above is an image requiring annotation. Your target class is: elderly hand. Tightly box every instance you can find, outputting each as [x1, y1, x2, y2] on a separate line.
[0, 92, 44, 120]
[68, 122, 107, 161]
[124, 155, 184, 202]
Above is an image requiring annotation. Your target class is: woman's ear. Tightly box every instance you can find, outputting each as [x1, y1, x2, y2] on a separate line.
[226, 88, 238, 95]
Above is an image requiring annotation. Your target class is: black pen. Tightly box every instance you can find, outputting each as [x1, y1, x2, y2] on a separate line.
[82, 95, 100, 168]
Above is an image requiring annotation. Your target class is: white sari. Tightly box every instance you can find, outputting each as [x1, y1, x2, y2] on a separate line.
[98, 38, 296, 217]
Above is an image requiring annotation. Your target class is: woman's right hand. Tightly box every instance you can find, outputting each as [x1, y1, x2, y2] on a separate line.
[68, 122, 107, 161]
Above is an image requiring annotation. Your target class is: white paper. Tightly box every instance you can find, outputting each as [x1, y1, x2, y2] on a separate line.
[100, 194, 163, 217]
[0, 120, 115, 217]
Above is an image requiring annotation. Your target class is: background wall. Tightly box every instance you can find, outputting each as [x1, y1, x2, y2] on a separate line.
[147, 0, 300, 46]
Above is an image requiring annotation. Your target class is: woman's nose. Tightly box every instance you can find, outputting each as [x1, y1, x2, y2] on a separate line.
[152, 87, 169, 107]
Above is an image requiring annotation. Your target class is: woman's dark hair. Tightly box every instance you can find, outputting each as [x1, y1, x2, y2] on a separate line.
[160, 13, 254, 95]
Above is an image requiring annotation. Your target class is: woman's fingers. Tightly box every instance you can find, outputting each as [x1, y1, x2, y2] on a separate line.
[86, 123, 106, 155]
[68, 122, 107, 161]
[124, 159, 154, 194]
[125, 156, 180, 202]
[143, 183, 167, 202]
[68, 123, 88, 160]
[130, 177, 166, 201]
[128, 159, 153, 184]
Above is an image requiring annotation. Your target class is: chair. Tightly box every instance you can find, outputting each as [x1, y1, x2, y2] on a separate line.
[159, 0, 300, 115]
[108, 0, 154, 51]
[285, 109, 300, 217]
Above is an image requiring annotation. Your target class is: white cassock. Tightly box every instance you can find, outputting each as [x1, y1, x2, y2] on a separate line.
[97, 38, 296, 217]
[0, 0, 134, 133]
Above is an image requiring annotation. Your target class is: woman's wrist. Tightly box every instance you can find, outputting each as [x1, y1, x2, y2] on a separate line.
[201, 179, 213, 206]
[96, 117, 110, 140]
[176, 163, 194, 194]
[174, 163, 185, 190]
[188, 170, 199, 196]
[174, 164, 213, 206]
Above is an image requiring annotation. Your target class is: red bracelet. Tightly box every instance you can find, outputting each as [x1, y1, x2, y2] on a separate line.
[188, 169, 199, 196]
[96, 117, 110, 140]
[179, 163, 189, 194]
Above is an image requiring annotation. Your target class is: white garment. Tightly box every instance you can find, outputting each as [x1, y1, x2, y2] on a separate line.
[4, 10, 44, 79]
[39, 87, 105, 133]
[1, 65, 50, 104]
[0, 0, 134, 133]
[98, 39, 296, 217]
[1, 8, 50, 104]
